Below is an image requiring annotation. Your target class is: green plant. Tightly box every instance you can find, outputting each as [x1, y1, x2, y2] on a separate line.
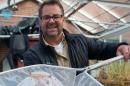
[99, 60, 130, 81]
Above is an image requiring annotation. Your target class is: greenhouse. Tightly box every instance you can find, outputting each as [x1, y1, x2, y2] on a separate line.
[0, 0, 130, 86]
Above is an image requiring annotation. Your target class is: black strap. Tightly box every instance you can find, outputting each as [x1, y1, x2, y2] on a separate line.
[7, 31, 28, 69]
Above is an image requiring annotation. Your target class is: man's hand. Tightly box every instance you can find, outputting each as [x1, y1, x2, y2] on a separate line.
[116, 45, 130, 61]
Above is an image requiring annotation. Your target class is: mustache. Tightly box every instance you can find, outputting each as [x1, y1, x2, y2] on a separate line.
[46, 23, 58, 28]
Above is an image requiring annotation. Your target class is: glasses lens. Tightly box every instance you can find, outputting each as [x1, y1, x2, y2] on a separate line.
[41, 14, 63, 21]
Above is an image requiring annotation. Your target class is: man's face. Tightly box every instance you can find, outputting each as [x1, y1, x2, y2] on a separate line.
[40, 5, 64, 38]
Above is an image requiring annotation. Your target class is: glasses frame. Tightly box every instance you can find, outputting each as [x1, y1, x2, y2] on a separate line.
[41, 14, 63, 22]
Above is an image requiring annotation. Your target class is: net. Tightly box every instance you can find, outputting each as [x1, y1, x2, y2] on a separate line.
[0, 64, 103, 86]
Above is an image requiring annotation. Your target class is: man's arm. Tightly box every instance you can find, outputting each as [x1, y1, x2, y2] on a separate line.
[80, 35, 126, 60]
[84, 36, 130, 60]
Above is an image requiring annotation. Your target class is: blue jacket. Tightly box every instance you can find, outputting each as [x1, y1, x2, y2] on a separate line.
[23, 30, 119, 68]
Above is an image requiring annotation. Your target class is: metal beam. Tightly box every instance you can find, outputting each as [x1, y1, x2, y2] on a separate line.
[63, 0, 86, 17]
[67, 3, 88, 18]
[0, 14, 37, 18]
[93, 0, 130, 8]
[71, 21, 100, 38]
[78, 9, 108, 29]
[0, 0, 24, 10]
[93, 1, 126, 23]
[62, 0, 107, 30]
[99, 24, 130, 39]
[0, 0, 43, 10]
[69, 17, 98, 34]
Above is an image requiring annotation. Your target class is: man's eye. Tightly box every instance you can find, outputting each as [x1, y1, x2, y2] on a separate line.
[53, 16, 60, 19]
[44, 16, 50, 19]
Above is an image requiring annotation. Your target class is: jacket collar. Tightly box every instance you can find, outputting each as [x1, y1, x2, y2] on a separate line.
[39, 29, 74, 46]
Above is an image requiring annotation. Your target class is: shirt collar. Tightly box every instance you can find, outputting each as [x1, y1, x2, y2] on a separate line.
[42, 33, 65, 47]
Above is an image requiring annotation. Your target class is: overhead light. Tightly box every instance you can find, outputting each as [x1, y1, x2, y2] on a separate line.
[12, 4, 18, 11]
[37, 0, 43, 3]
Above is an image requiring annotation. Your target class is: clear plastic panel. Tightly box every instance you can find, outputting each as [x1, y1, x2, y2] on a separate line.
[0, 64, 103, 86]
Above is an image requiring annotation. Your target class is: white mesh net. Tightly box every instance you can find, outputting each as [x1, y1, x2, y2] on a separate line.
[0, 64, 103, 86]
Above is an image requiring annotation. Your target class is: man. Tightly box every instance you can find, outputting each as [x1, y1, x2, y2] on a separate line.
[23, 0, 130, 68]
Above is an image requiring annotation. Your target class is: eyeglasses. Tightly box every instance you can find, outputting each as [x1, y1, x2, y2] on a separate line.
[41, 14, 63, 21]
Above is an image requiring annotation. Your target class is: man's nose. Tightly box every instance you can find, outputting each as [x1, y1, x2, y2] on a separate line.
[48, 18, 55, 23]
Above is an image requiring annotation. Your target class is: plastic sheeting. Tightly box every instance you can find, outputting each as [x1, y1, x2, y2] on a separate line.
[0, 64, 103, 86]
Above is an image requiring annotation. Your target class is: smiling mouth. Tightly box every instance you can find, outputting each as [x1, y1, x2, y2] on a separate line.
[46, 24, 59, 35]
[47, 28, 58, 34]
[48, 27, 57, 29]
[47, 25, 58, 31]
[48, 28, 57, 31]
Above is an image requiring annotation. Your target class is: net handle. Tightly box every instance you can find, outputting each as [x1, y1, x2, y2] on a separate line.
[85, 55, 124, 72]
